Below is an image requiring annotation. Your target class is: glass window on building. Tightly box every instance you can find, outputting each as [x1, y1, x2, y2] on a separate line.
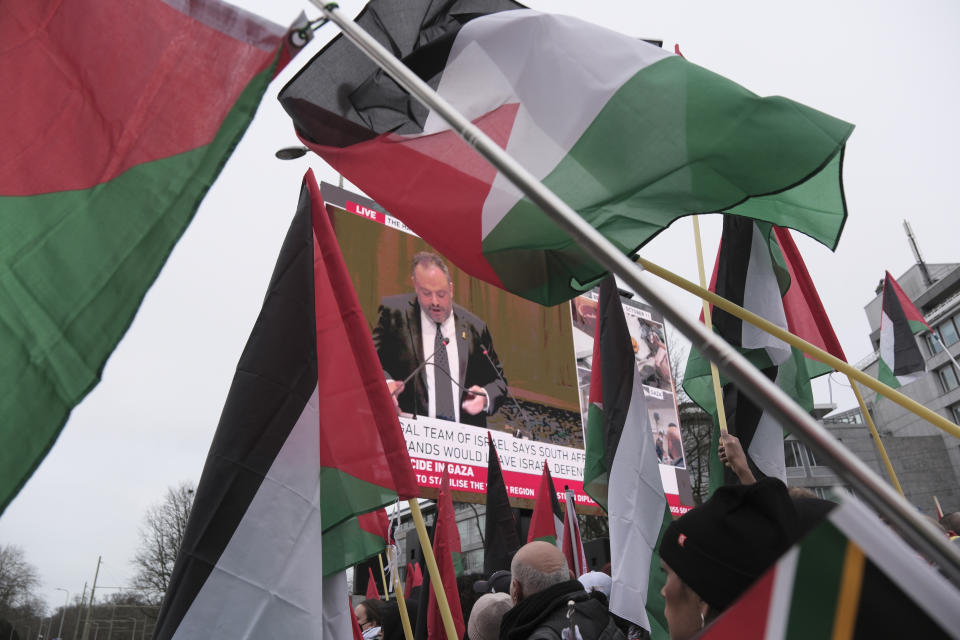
[805, 444, 821, 467]
[784, 441, 804, 468]
[927, 331, 943, 355]
[938, 365, 960, 393]
[951, 403, 960, 425]
[940, 317, 960, 347]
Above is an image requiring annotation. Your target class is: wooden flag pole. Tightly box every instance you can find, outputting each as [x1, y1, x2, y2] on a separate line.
[378, 553, 390, 601]
[387, 546, 415, 640]
[407, 499, 459, 640]
[848, 378, 905, 495]
[692, 216, 729, 435]
[634, 255, 960, 442]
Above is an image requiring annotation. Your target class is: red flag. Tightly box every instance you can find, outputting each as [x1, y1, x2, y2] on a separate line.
[413, 562, 424, 588]
[427, 469, 465, 640]
[350, 600, 365, 640]
[366, 566, 381, 600]
[405, 562, 415, 598]
[561, 487, 587, 577]
[528, 462, 564, 545]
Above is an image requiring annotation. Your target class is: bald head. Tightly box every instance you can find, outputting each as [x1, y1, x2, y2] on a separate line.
[468, 593, 513, 640]
[510, 541, 570, 603]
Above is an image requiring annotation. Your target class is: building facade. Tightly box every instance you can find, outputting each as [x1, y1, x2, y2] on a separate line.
[853, 261, 960, 514]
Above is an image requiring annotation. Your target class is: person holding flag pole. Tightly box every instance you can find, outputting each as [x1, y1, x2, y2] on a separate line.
[303, 0, 960, 583]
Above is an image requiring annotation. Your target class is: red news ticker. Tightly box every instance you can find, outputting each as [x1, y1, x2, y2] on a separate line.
[346, 200, 385, 224]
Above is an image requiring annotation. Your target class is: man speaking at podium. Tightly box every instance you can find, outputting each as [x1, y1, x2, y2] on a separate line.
[373, 251, 507, 427]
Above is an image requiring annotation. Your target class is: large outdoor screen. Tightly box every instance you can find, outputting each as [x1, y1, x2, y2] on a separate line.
[323, 183, 692, 515]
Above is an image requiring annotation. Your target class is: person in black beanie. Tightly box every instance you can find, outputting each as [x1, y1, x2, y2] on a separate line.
[657, 477, 798, 640]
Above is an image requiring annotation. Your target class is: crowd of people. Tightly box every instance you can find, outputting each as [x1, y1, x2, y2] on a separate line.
[356, 434, 960, 639]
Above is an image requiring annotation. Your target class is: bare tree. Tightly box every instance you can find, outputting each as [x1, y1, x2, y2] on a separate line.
[132, 482, 195, 602]
[0, 545, 40, 613]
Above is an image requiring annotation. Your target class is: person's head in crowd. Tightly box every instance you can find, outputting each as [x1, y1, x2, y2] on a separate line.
[940, 512, 960, 537]
[658, 478, 798, 640]
[411, 251, 454, 324]
[467, 592, 513, 640]
[578, 571, 612, 600]
[377, 600, 405, 640]
[355, 598, 383, 640]
[473, 569, 512, 594]
[509, 541, 570, 604]
[456, 572, 484, 630]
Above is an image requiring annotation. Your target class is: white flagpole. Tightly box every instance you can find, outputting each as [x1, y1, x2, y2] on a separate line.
[932, 331, 960, 380]
[309, 1, 960, 584]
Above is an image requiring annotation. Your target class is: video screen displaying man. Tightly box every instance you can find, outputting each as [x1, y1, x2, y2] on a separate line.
[373, 251, 507, 427]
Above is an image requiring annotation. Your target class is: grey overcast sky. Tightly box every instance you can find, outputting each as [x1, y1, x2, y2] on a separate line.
[2, 0, 958, 613]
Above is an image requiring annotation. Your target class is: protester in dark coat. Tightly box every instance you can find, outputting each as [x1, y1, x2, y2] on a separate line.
[657, 478, 798, 640]
[499, 541, 624, 640]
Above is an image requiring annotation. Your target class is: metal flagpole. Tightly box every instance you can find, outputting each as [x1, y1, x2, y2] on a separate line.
[311, 1, 960, 583]
[933, 331, 960, 380]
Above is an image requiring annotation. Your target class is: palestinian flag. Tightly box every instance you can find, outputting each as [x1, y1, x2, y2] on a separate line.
[583, 276, 670, 637]
[279, 3, 853, 306]
[878, 271, 929, 389]
[426, 469, 465, 640]
[683, 218, 845, 493]
[701, 497, 960, 639]
[483, 433, 522, 573]
[154, 170, 418, 639]
[560, 488, 587, 577]
[527, 462, 563, 545]
[0, 0, 309, 514]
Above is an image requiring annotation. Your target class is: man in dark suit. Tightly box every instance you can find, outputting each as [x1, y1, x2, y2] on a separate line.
[373, 252, 507, 427]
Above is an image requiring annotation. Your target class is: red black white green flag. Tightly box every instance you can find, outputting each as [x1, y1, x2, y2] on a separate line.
[279, 1, 852, 306]
[527, 462, 564, 545]
[153, 170, 418, 639]
[561, 487, 587, 577]
[700, 497, 960, 639]
[878, 271, 930, 389]
[0, 0, 309, 514]
[683, 218, 845, 493]
[582, 276, 670, 637]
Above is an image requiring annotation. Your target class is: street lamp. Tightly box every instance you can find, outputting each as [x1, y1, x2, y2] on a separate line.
[54, 588, 69, 640]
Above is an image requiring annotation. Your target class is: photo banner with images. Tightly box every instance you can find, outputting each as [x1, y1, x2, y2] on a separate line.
[322, 183, 692, 514]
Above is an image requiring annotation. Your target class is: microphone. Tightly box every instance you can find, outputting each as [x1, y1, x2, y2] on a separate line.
[480, 346, 533, 438]
[393, 337, 450, 394]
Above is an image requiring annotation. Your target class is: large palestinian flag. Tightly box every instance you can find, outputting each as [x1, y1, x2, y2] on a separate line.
[583, 276, 670, 638]
[877, 271, 930, 389]
[0, 0, 308, 514]
[154, 170, 418, 639]
[279, 2, 853, 306]
[683, 218, 845, 493]
[700, 497, 960, 639]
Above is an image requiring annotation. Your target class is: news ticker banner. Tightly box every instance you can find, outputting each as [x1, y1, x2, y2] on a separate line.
[321, 182, 693, 516]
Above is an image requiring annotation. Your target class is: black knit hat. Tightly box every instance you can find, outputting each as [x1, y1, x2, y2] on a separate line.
[659, 478, 798, 611]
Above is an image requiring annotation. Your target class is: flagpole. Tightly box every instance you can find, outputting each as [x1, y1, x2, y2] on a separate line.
[933, 331, 960, 379]
[634, 255, 960, 442]
[849, 378, 905, 496]
[406, 499, 459, 640]
[691, 216, 729, 435]
[378, 553, 390, 601]
[312, 1, 960, 583]
[387, 546, 415, 640]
